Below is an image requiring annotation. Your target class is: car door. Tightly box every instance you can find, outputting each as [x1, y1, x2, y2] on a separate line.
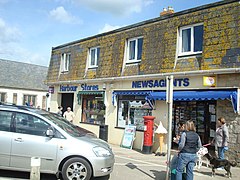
[10, 112, 58, 173]
[0, 110, 13, 167]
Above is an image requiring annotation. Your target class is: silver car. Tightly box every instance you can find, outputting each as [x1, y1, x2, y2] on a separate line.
[0, 104, 115, 180]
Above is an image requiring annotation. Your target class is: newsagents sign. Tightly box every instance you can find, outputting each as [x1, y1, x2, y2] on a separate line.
[132, 78, 190, 88]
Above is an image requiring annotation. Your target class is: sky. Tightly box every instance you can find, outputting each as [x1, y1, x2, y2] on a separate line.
[0, 0, 221, 67]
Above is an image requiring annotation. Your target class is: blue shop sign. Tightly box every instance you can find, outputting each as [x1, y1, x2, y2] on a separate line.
[60, 85, 78, 92]
[132, 78, 190, 88]
[81, 83, 99, 91]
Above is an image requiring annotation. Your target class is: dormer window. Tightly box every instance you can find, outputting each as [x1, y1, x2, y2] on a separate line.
[88, 47, 100, 68]
[178, 24, 203, 57]
[61, 53, 71, 72]
[126, 37, 143, 63]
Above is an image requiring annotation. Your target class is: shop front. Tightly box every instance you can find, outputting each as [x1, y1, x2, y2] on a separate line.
[146, 89, 238, 145]
[106, 75, 239, 151]
[49, 73, 239, 153]
[77, 83, 111, 141]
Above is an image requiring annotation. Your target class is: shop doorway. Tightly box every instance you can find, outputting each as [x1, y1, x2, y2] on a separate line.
[172, 101, 216, 146]
[61, 93, 74, 113]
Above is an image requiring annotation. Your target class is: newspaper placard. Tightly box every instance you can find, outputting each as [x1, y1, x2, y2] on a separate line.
[121, 125, 136, 149]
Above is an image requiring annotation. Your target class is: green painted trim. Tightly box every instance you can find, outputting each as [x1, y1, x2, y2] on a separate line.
[77, 91, 104, 95]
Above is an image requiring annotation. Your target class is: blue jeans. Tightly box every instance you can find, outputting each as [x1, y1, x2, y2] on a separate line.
[176, 153, 196, 180]
[218, 146, 228, 159]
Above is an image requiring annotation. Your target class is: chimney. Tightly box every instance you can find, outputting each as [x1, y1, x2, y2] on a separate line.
[160, 6, 174, 16]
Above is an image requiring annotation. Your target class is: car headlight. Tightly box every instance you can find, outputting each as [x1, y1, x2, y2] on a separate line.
[93, 146, 111, 157]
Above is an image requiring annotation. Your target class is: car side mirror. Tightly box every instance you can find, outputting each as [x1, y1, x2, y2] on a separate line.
[46, 129, 54, 137]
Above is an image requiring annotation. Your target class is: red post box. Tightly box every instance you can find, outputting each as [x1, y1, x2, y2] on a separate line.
[142, 116, 155, 154]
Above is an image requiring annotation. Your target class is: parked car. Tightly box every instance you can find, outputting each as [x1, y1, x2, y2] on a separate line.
[0, 103, 115, 180]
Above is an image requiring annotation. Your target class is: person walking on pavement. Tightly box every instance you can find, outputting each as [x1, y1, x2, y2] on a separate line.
[57, 106, 63, 116]
[176, 120, 202, 180]
[212, 117, 229, 160]
[63, 107, 75, 123]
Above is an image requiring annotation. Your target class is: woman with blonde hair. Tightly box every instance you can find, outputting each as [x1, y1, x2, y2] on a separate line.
[176, 120, 202, 180]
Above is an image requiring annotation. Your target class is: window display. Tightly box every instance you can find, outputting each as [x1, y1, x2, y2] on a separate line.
[81, 95, 105, 125]
[117, 97, 152, 130]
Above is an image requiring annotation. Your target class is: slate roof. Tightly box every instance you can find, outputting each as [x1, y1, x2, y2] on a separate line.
[0, 59, 48, 91]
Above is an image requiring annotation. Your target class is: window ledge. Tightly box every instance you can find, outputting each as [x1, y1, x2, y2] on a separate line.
[126, 60, 141, 65]
[88, 66, 98, 69]
[61, 71, 69, 74]
[178, 53, 202, 59]
[80, 122, 102, 126]
[114, 126, 144, 132]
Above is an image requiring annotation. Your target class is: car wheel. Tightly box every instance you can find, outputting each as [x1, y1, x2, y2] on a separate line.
[62, 157, 92, 180]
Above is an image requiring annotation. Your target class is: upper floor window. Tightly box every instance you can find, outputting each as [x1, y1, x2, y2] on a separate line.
[88, 47, 100, 68]
[178, 24, 203, 56]
[61, 53, 71, 72]
[126, 37, 143, 63]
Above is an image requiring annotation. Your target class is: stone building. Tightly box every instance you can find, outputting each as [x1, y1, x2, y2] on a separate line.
[0, 59, 49, 109]
[46, 0, 240, 163]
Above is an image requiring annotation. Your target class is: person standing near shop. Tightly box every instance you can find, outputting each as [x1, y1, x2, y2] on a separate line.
[63, 107, 75, 123]
[212, 117, 229, 159]
[176, 121, 202, 180]
[173, 121, 185, 144]
[57, 106, 63, 116]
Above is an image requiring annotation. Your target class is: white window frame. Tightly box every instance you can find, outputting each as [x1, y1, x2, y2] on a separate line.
[126, 36, 143, 63]
[61, 53, 71, 72]
[88, 47, 100, 69]
[23, 94, 37, 106]
[178, 23, 203, 57]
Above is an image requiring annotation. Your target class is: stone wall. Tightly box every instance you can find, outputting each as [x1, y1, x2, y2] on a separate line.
[217, 73, 240, 165]
[217, 100, 240, 165]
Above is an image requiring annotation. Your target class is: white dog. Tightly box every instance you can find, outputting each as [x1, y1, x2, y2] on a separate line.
[196, 147, 209, 169]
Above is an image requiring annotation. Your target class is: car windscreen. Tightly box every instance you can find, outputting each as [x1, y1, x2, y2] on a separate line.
[41, 113, 90, 137]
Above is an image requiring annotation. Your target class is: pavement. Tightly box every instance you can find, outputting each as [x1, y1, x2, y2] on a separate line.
[110, 145, 240, 180]
[0, 144, 239, 180]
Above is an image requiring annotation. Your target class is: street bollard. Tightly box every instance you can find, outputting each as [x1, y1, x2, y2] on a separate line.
[30, 157, 41, 180]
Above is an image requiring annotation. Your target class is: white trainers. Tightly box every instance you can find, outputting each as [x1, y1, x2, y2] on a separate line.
[217, 167, 224, 170]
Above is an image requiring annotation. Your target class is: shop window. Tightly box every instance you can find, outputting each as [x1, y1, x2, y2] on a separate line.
[81, 95, 105, 125]
[61, 53, 71, 72]
[117, 96, 151, 130]
[88, 47, 100, 68]
[126, 37, 143, 63]
[23, 95, 36, 107]
[178, 24, 203, 57]
[0, 92, 6, 103]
